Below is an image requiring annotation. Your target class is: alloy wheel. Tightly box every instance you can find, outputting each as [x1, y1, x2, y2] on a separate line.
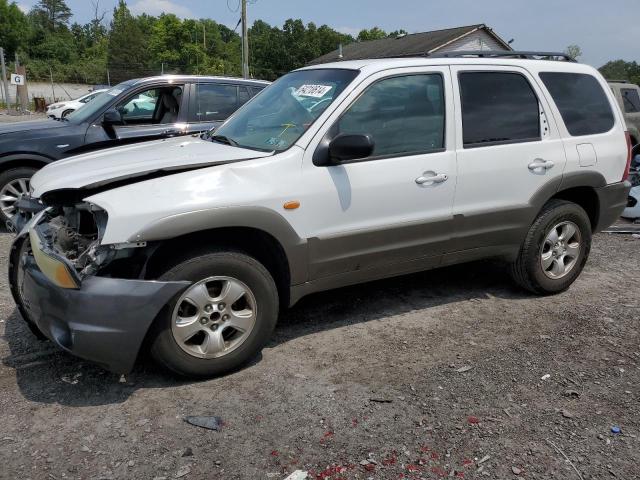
[171, 276, 257, 359]
[540, 221, 582, 279]
[0, 178, 30, 217]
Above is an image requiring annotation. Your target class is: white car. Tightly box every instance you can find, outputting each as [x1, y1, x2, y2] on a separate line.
[10, 52, 632, 378]
[46, 89, 108, 119]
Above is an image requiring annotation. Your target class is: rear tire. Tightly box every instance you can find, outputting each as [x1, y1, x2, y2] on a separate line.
[0, 167, 38, 224]
[149, 249, 278, 378]
[511, 200, 592, 294]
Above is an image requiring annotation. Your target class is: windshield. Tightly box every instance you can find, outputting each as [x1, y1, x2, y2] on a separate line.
[67, 82, 131, 123]
[211, 69, 359, 151]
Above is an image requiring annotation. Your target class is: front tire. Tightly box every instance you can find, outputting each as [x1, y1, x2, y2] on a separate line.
[511, 200, 592, 294]
[150, 250, 279, 378]
[0, 167, 38, 224]
[61, 109, 74, 118]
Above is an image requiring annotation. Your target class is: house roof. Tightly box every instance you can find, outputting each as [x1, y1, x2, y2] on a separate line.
[308, 24, 512, 65]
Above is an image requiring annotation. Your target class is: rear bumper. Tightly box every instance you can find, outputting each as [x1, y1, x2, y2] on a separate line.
[9, 235, 190, 373]
[595, 180, 632, 232]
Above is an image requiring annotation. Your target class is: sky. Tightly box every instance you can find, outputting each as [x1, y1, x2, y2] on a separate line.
[14, 0, 640, 68]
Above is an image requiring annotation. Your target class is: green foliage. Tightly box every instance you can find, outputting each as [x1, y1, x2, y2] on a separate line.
[0, 0, 30, 58]
[599, 60, 640, 85]
[0, 0, 357, 84]
[564, 44, 582, 60]
[357, 27, 388, 42]
[31, 0, 72, 31]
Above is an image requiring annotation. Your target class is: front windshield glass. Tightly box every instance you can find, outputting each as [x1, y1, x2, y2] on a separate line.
[66, 82, 132, 123]
[211, 69, 359, 151]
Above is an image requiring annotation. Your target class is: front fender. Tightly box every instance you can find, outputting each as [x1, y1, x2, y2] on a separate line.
[129, 206, 308, 285]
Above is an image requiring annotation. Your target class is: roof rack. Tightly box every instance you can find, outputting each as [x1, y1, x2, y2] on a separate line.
[429, 50, 577, 62]
[607, 79, 630, 84]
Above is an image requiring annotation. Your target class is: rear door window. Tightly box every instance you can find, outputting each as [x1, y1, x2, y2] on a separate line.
[238, 86, 251, 106]
[540, 72, 615, 136]
[621, 88, 640, 113]
[459, 72, 541, 147]
[193, 84, 239, 121]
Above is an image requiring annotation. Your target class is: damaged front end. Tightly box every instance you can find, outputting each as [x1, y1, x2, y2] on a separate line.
[29, 202, 110, 284]
[9, 201, 190, 373]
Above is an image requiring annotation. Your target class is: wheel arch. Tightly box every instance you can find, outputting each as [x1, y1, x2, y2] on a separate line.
[145, 226, 294, 309]
[532, 171, 607, 232]
[136, 207, 309, 307]
[0, 153, 53, 172]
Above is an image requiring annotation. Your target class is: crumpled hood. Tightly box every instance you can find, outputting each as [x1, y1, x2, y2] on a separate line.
[30, 136, 273, 198]
[0, 119, 67, 135]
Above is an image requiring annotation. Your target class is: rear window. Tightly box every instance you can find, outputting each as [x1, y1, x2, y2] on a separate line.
[459, 72, 540, 147]
[540, 72, 615, 136]
[621, 88, 640, 113]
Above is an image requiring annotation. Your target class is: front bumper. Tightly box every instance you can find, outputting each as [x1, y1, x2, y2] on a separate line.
[9, 234, 190, 373]
[594, 180, 632, 232]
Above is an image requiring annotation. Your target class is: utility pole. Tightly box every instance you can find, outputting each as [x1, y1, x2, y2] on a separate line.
[241, 0, 249, 78]
[0, 47, 10, 110]
[49, 67, 56, 100]
[14, 52, 28, 111]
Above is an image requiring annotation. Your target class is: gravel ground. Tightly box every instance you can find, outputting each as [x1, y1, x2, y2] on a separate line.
[0, 231, 638, 480]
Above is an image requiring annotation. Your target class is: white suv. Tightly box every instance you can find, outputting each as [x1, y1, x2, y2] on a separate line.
[9, 52, 632, 378]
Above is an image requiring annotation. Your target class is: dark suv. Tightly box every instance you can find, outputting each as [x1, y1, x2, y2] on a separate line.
[0, 75, 268, 222]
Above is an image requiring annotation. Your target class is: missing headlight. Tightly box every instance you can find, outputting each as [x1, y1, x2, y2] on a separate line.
[39, 203, 113, 278]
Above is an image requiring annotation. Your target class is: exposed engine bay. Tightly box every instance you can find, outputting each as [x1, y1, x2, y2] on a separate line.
[36, 204, 113, 277]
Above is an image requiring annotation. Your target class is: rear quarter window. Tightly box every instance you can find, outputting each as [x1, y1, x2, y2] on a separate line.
[621, 88, 640, 113]
[539, 72, 615, 136]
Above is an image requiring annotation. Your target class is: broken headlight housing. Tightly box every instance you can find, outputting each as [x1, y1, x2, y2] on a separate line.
[31, 203, 114, 284]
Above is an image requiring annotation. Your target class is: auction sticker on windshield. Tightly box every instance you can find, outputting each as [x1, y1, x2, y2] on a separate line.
[295, 84, 332, 98]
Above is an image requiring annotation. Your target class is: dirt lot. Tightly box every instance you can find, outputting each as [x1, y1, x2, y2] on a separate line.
[0, 230, 638, 480]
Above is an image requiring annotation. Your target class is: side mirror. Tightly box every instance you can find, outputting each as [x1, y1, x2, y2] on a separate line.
[327, 133, 375, 164]
[103, 109, 123, 125]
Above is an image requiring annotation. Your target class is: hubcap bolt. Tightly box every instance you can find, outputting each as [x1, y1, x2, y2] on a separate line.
[204, 304, 213, 313]
[199, 317, 208, 325]
[218, 303, 226, 310]
[211, 324, 218, 331]
[222, 314, 230, 321]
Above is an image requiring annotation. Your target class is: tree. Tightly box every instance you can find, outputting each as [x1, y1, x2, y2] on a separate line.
[564, 44, 582, 60]
[89, 0, 107, 41]
[599, 60, 640, 85]
[107, 0, 149, 81]
[357, 27, 387, 42]
[0, 0, 30, 58]
[31, 0, 72, 31]
[388, 29, 408, 38]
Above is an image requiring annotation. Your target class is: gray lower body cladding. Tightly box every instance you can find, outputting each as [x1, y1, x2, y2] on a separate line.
[594, 180, 632, 232]
[9, 235, 190, 373]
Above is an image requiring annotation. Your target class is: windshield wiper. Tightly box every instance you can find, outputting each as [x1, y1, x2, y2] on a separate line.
[210, 134, 238, 147]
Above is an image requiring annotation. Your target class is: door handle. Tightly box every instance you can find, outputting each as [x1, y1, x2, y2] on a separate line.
[528, 159, 555, 171]
[162, 128, 182, 137]
[415, 172, 448, 185]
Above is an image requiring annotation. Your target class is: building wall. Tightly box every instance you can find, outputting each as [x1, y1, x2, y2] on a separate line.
[433, 30, 509, 53]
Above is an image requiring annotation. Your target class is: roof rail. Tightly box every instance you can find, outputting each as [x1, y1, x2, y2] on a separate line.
[607, 79, 630, 84]
[429, 50, 577, 62]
